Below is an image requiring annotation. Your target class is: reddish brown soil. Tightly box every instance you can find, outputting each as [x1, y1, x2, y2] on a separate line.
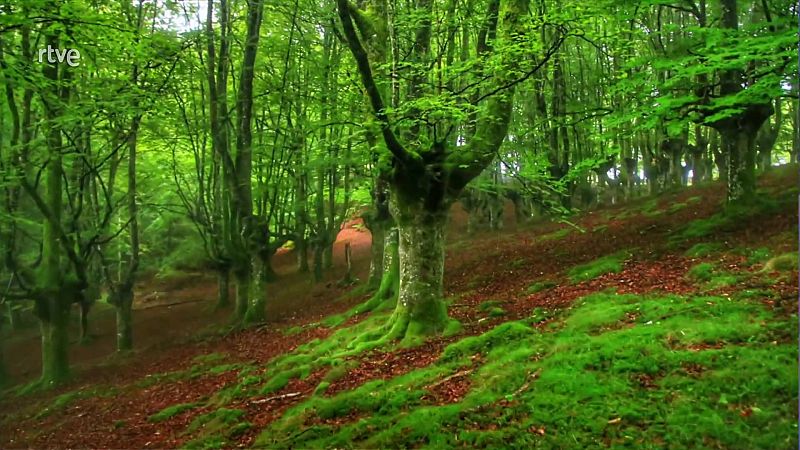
[1, 167, 797, 449]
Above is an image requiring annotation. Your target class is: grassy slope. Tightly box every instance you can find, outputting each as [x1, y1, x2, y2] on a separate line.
[2, 167, 798, 449]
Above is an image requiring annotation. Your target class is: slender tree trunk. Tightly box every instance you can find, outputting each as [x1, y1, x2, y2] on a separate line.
[79, 301, 91, 343]
[215, 267, 231, 309]
[115, 290, 134, 351]
[312, 241, 324, 283]
[234, 267, 249, 321]
[366, 222, 385, 289]
[244, 256, 265, 323]
[0, 310, 6, 386]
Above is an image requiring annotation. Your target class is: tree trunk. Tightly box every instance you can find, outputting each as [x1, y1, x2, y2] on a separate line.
[244, 256, 265, 323]
[386, 207, 448, 341]
[312, 241, 324, 283]
[115, 290, 134, 351]
[79, 301, 91, 344]
[322, 244, 333, 270]
[234, 266, 249, 321]
[215, 267, 231, 309]
[722, 129, 757, 202]
[39, 297, 70, 386]
[366, 222, 385, 289]
[0, 311, 6, 386]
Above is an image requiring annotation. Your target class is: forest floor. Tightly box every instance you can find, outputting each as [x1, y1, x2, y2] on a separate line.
[1, 166, 797, 449]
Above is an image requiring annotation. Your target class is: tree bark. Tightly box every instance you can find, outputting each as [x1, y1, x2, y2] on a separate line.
[215, 267, 231, 309]
[0, 310, 6, 386]
[722, 129, 757, 202]
[385, 201, 448, 340]
[234, 267, 250, 321]
[115, 290, 134, 351]
[39, 298, 70, 385]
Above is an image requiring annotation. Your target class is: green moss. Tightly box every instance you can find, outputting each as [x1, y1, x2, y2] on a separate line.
[282, 325, 305, 336]
[192, 353, 228, 365]
[667, 202, 688, 213]
[510, 258, 527, 269]
[708, 274, 738, 288]
[672, 194, 786, 242]
[688, 262, 716, 282]
[314, 381, 331, 396]
[148, 402, 198, 423]
[525, 280, 556, 295]
[478, 300, 501, 312]
[487, 307, 505, 318]
[742, 247, 772, 266]
[35, 386, 117, 419]
[685, 243, 723, 257]
[443, 319, 463, 337]
[256, 290, 796, 450]
[183, 408, 251, 449]
[763, 253, 798, 272]
[540, 228, 571, 241]
[568, 251, 628, 283]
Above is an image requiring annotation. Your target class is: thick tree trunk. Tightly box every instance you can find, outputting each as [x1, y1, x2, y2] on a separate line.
[39, 298, 70, 386]
[386, 208, 448, 341]
[722, 129, 757, 202]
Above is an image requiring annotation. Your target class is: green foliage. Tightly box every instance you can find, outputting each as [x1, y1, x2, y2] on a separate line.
[568, 251, 629, 283]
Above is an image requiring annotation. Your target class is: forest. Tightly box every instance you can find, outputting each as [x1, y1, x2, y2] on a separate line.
[0, 0, 798, 447]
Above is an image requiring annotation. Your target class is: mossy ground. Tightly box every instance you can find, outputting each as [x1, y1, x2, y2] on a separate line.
[567, 251, 630, 283]
[3, 167, 796, 449]
[258, 292, 798, 449]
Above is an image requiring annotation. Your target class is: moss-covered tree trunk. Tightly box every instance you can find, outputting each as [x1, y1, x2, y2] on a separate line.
[384, 199, 449, 340]
[244, 255, 266, 324]
[37, 28, 71, 385]
[721, 129, 756, 202]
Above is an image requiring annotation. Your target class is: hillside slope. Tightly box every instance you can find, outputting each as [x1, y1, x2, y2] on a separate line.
[1, 167, 797, 449]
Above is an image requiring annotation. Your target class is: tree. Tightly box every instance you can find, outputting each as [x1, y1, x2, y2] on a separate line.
[337, 0, 564, 341]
